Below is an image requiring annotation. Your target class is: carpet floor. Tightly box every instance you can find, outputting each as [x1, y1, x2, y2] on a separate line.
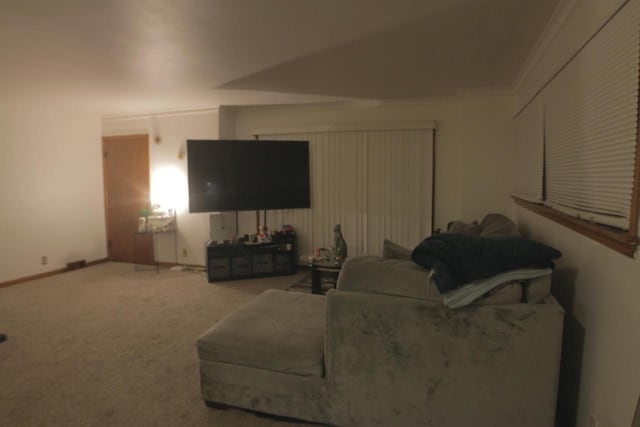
[0, 262, 314, 426]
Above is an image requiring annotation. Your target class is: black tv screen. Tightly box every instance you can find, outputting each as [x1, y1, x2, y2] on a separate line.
[187, 139, 311, 212]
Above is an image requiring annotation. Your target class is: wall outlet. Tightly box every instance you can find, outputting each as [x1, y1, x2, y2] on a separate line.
[41, 256, 48, 265]
[182, 249, 188, 258]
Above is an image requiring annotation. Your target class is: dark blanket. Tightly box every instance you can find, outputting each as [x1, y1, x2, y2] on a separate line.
[411, 233, 561, 293]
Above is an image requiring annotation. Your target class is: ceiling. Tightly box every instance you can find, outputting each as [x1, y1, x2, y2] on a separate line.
[0, 0, 559, 117]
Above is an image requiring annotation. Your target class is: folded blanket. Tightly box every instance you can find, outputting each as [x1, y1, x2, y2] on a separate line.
[442, 268, 552, 309]
[411, 233, 561, 293]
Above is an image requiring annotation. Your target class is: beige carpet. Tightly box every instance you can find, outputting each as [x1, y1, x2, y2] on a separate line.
[0, 263, 313, 426]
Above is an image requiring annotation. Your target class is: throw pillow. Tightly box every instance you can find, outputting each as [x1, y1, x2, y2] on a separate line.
[479, 213, 520, 237]
[447, 220, 481, 235]
[382, 239, 412, 260]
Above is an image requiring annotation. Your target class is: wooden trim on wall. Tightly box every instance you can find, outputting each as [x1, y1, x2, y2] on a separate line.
[0, 258, 109, 289]
[513, 197, 639, 257]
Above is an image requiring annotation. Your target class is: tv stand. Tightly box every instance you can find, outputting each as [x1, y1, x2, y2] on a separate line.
[206, 235, 297, 282]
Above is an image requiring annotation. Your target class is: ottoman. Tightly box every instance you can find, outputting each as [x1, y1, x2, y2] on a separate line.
[197, 289, 330, 423]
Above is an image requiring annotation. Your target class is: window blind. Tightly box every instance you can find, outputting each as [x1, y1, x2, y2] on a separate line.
[514, 94, 544, 202]
[258, 127, 434, 256]
[543, 0, 640, 229]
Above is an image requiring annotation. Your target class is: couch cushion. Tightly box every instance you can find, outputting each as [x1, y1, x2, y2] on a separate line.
[197, 289, 325, 377]
[447, 220, 481, 235]
[523, 275, 552, 303]
[338, 256, 525, 306]
[337, 256, 440, 301]
[479, 213, 520, 237]
[382, 239, 412, 260]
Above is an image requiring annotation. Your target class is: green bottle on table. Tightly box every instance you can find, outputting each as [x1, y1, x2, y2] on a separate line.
[334, 224, 347, 262]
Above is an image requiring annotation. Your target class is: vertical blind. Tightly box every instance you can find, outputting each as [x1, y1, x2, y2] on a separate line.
[514, 0, 640, 231]
[259, 127, 434, 257]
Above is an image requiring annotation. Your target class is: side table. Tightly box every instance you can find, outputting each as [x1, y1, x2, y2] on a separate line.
[133, 228, 178, 273]
[301, 257, 345, 295]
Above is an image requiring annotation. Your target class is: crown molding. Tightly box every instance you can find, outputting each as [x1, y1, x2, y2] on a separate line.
[512, 0, 579, 93]
[225, 95, 473, 116]
[102, 106, 220, 121]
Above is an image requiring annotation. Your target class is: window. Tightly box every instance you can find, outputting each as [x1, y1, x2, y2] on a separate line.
[514, 0, 640, 257]
[256, 122, 436, 257]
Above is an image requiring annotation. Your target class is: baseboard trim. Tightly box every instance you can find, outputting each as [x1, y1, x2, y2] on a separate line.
[86, 258, 110, 267]
[0, 258, 109, 289]
[157, 261, 206, 269]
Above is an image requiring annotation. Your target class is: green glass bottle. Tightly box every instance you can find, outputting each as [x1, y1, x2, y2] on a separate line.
[334, 224, 348, 261]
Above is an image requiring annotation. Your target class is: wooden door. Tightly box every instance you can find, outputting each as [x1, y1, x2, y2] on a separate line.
[102, 134, 153, 264]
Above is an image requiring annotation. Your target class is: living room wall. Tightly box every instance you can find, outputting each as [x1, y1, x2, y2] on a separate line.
[226, 95, 514, 238]
[514, 0, 640, 426]
[102, 97, 514, 265]
[102, 109, 219, 267]
[0, 105, 106, 283]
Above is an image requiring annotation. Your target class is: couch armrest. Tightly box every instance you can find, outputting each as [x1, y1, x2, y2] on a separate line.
[324, 290, 564, 427]
[336, 256, 439, 301]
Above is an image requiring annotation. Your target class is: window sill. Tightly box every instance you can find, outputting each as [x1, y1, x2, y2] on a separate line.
[512, 196, 638, 258]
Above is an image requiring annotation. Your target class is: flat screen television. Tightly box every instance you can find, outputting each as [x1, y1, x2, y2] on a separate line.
[186, 139, 311, 213]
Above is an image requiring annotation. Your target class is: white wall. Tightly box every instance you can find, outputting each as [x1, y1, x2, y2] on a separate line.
[229, 96, 514, 236]
[516, 0, 629, 112]
[456, 97, 514, 221]
[514, 1, 640, 426]
[102, 110, 219, 266]
[100, 98, 514, 265]
[0, 106, 106, 283]
[515, 209, 640, 427]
